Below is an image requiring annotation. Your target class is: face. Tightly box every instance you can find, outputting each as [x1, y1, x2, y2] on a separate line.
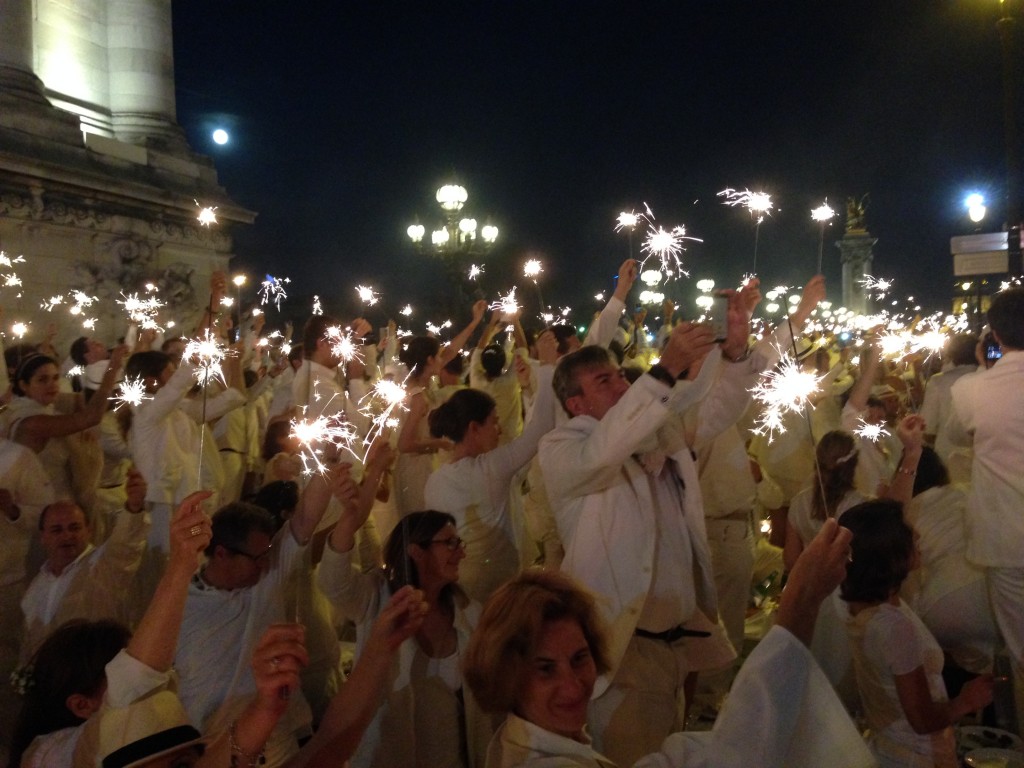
[566, 364, 629, 421]
[476, 409, 501, 452]
[413, 522, 464, 588]
[516, 618, 596, 741]
[40, 503, 91, 574]
[83, 338, 108, 364]
[21, 362, 61, 405]
[221, 530, 273, 589]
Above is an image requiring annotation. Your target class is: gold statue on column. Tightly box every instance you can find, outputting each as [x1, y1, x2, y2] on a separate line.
[845, 194, 869, 233]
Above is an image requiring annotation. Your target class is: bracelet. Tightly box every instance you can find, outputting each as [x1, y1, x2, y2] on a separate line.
[897, 466, 917, 476]
[229, 720, 266, 767]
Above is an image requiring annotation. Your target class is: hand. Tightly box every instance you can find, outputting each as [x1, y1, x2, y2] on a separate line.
[210, 271, 227, 305]
[659, 322, 715, 379]
[613, 258, 638, 300]
[514, 355, 531, 387]
[368, 586, 428, 653]
[251, 624, 308, 715]
[252, 313, 266, 334]
[471, 299, 487, 324]
[791, 275, 826, 328]
[168, 489, 214, 572]
[535, 329, 558, 364]
[956, 674, 994, 715]
[896, 414, 926, 451]
[786, 518, 853, 608]
[350, 318, 372, 338]
[633, 308, 647, 326]
[124, 467, 148, 513]
[364, 436, 396, 476]
[661, 298, 675, 322]
[108, 344, 129, 372]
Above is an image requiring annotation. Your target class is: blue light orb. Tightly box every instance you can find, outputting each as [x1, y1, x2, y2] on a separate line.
[212, 129, 229, 145]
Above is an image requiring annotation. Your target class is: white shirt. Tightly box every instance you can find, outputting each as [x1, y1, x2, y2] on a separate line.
[951, 350, 1024, 566]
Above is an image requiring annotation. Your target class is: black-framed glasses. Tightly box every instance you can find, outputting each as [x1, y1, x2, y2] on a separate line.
[429, 536, 465, 551]
[225, 543, 273, 564]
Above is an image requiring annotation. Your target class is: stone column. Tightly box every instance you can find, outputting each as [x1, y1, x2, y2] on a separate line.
[0, 0, 47, 104]
[837, 232, 877, 316]
[106, 0, 184, 145]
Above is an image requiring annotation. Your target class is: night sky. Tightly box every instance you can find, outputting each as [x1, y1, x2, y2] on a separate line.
[171, 1, 1017, 327]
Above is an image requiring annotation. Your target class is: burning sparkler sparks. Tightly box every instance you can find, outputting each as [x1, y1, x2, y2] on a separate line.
[111, 377, 152, 410]
[640, 225, 696, 282]
[811, 202, 836, 223]
[853, 419, 890, 443]
[196, 203, 218, 227]
[719, 188, 773, 272]
[860, 275, 893, 300]
[490, 288, 520, 318]
[401, 305, 413, 317]
[523, 259, 543, 279]
[119, 292, 164, 331]
[312, 296, 323, 316]
[325, 326, 364, 365]
[360, 378, 409, 447]
[355, 285, 380, 306]
[751, 357, 823, 442]
[290, 408, 360, 476]
[183, 330, 229, 388]
[259, 275, 290, 311]
[468, 264, 483, 281]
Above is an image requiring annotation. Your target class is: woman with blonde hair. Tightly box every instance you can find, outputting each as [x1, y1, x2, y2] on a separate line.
[463, 522, 872, 768]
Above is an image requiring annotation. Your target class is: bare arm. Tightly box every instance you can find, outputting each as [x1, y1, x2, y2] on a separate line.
[846, 343, 879, 414]
[884, 414, 925, 508]
[895, 667, 992, 734]
[439, 300, 486, 365]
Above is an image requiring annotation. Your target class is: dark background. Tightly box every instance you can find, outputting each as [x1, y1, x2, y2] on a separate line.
[172, 1, 1019, 328]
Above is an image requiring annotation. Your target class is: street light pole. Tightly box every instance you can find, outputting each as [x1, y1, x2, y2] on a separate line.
[998, 0, 1023, 274]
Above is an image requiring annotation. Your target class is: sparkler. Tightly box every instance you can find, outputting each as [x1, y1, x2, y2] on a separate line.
[489, 288, 520, 318]
[290, 407, 360, 476]
[355, 285, 380, 306]
[110, 377, 152, 410]
[640, 225, 696, 282]
[259, 275, 290, 311]
[523, 258, 545, 310]
[312, 296, 323, 316]
[853, 419, 890, 443]
[359, 378, 409, 447]
[860, 275, 893, 301]
[184, 329, 232, 487]
[11, 322, 28, 338]
[750, 357, 824, 442]
[811, 200, 836, 273]
[614, 209, 649, 259]
[468, 264, 483, 281]
[719, 188, 774, 273]
[119, 292, 164, 331]
[324, 325, 364, 365]
[196, 203, 218, 227]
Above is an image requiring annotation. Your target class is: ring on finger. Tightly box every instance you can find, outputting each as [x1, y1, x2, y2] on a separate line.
[189, 525, 203, 537]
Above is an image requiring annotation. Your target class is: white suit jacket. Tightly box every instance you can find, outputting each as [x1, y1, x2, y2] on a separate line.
[539, 354, 758, 694]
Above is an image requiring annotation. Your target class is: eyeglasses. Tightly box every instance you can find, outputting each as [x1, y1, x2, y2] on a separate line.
[225, 544, 273, 564]
[429, 536, 465, 551]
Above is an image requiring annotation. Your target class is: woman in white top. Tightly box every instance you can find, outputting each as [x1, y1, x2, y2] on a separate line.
[318, 460, 494, 768]
[424, 364, 555, 603]
[463, 523, 873, 768]
[839, 499, 992, 768]
[4, 349, 125, 508]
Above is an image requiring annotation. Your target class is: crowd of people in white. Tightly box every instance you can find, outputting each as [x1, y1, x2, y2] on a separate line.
[1, 260, 1022, 768]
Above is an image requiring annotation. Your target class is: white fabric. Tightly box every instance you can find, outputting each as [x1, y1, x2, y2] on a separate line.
[424, 366, 556, 602]
[485, 626, 873, 768]
[950, 351, 1024, 567]
[175, 526, 312, 766]
[316, 545, 493, 768]
[469, 346, 528, 444]
[919, 364, 975, 463]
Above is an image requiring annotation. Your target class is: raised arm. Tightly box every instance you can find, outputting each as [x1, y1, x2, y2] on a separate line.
[439, 300, 486, 366]
[289, 461, 347, 545]
[883, 414, 925, 508]
[126, 490, 212, 670]
[584, 258, 635, 348]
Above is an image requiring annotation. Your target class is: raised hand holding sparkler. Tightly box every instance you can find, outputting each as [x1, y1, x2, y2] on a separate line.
[811, 201, 836, 273]
[719, 187, 773, 273]
[658, 322, 717, 379]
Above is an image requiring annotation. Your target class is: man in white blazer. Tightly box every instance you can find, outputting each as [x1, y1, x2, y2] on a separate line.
[539, 285, 762, 767]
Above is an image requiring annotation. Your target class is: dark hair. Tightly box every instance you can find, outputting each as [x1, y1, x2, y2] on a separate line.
[442, 351, 465, 377]
[549, 324, 578, 355]
[838, 499, 915, 603]
[13, 354, 57, 396]
[5, 343, 38, 379]
[911, 445, 950, 496]
[383, 511, 458, 599]
[206, 502, 277, 558]
[160, 336, 186, 354]
[69, 336, 90, 366]
[480, 344, 506, 379]
[243, 369, 258, 389]
[251, 481, 299, 531]
[988, 287, 1024, 349]
[9, 619, 131, 767]
[125, 350, 172, 382]
[552, 345, 615, 415]
[399, 336, 441, 377]
[463, 569, 611, 715]
[288, 343, 304, 365]
[428, 388, 496, 443]
[948, 333, 978, 367]
[811, 431, 859, 521]
[302, 315, 341, 358]
[262, 420, 293, 461]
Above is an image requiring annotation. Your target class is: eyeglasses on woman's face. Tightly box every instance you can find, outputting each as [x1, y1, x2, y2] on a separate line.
[429, 535, 465, 551]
